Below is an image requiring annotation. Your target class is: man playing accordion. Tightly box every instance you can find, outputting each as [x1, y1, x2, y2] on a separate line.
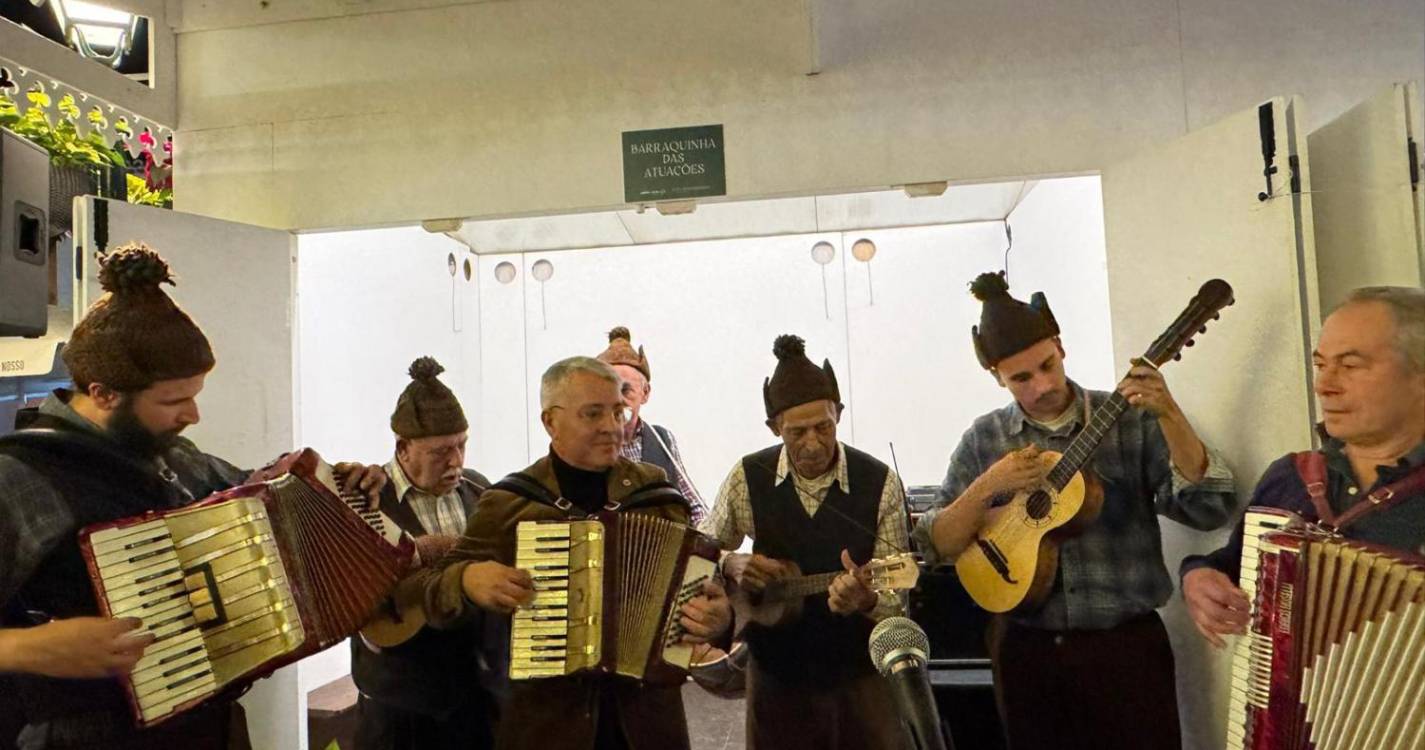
[0, 244, 386, 750]
[418, 356, 732, 750]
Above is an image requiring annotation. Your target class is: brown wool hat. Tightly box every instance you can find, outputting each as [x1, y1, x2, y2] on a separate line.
[390, 357, 468, 439]
[969, 271, 1060, 370]
[63, 242, 215, 391]
[596, 326, 651, 381]
[762, 334, 842, 421]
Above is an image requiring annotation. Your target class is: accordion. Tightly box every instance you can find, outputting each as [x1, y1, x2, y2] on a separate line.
[79, 449, 413, 727]
[510, 512, 720, 684]
[1227, 508, 1425, 750]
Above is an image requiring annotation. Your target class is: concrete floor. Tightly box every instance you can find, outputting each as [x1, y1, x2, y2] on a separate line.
[683, 682, 747, 750]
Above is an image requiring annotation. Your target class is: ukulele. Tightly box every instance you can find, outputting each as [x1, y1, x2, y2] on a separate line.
[955, 279, 1234, 614]
[729, 552, 921, 629]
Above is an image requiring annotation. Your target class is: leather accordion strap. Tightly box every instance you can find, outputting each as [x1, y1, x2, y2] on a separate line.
[1293, 450, 1425, 532]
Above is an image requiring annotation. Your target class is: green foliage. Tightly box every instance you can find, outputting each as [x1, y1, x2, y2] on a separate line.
[0, 90, 127, 168]
[127, 173, 172, 208]
[1, 89, 170, 208]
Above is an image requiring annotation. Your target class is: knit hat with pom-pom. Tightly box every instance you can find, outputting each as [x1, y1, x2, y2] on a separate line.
[968, 271, 1059, 370]
[762, 334, 842, 421]
[596, 326, 650, 381]
[63, 242, 215, 391]
[390, 356, 468, 439]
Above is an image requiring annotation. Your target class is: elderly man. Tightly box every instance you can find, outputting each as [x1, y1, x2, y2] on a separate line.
[0, 244, 385, 750]
[913, 271, 1236, 750]
[597, 327, 708, 524]
[419, 356, 731, 750]
[351, 357, 501, 750]
[1182, 286, 1425, 645]
[702, 334, 908, 750]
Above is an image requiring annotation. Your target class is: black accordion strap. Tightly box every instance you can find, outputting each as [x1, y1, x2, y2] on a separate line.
[493, 472, 579, 515]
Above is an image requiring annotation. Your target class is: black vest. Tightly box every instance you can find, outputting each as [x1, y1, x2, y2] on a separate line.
[637, 424, 678, 486]
[0, 417, 198, 727]
[349, 470, 508, 718]
[741, 444, 886, 686]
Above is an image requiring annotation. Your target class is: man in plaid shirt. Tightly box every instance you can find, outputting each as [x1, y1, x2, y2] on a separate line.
[596, 327, 708, 525]
[913, 272, 1236, 750]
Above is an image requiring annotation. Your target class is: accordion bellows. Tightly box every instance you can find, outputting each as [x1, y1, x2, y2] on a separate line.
[511, 512, 720, 685]
[80, 449, 412, 727]
[1229, 508, 1425, 750]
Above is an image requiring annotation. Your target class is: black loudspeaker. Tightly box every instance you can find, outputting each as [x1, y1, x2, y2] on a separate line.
[0, 128, 50, 337]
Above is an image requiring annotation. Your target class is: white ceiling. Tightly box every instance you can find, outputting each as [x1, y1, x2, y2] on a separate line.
[451, 180, 1036, 255]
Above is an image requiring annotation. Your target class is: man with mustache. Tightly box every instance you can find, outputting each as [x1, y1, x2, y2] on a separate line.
[351, 357, 501, 750]
[1182, 286, 1425, 647]
[912, 271, 1237, 750]
[419, 356, 731, 750]
[0, 244, 385, 750]
[701, 334, 908, 750]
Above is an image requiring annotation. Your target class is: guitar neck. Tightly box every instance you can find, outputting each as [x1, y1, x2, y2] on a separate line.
[1048, 391, 1130, 490]
[765, 571, 842, 602]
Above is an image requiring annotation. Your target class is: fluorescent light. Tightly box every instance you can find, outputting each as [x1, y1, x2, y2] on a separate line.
[62, 1, 133, 24]
[38, 0, 141, 66]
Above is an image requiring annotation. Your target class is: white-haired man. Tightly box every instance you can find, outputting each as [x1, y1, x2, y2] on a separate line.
[420, 357, 732, 750]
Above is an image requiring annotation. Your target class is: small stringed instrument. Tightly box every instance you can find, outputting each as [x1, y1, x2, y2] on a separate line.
[729, 552, 921, 629]
[956, 279, 1235, 614]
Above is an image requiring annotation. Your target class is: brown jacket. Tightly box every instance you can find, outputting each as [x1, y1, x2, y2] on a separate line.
[420, 454, 695, 750]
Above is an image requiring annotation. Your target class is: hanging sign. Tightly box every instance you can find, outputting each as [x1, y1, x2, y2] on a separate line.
[621, 124, 725, 203]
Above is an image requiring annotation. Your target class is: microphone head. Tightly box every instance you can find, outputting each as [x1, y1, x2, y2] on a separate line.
[868, 616, 930, 675]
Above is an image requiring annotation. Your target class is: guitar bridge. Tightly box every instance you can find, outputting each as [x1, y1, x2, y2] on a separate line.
[975, 538, 1018, 584]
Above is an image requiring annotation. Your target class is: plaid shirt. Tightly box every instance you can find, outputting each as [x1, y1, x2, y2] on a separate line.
[619, 420, 707, 526]
[911, 382, 1237, 631]
[385, 456, 470, 537]
[0, 391, 247, 612]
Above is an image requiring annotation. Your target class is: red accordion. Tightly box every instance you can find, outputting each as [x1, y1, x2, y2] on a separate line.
[80, 449, 412, 727]
[1228, 510, 1425, 750]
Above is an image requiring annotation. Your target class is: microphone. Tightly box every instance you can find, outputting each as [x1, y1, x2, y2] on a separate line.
[869, 616, 952, 750]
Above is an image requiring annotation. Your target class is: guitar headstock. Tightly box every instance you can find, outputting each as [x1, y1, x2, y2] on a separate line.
[866, 553, 921, 592]
[1142, 279, 1234, 367]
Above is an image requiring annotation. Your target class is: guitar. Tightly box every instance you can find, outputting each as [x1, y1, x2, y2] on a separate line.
[729, 552, 922, 629]
[955, 278, 1235, 614]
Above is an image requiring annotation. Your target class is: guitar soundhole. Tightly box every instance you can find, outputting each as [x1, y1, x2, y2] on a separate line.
[1025, 491, 1053, 520]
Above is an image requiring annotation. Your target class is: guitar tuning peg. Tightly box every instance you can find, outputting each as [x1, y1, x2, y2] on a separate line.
[1213, 313, 1222, 320]
[1185, 340, 1195, 347]
[1173, 354, 1182, 361]
[1199, 326, 1207, 334]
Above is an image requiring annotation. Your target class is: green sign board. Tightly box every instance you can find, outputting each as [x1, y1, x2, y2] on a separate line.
[622, 124, 725, 204]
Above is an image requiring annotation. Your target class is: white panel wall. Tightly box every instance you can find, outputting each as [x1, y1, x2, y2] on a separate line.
[296, 226, 479, 466]
[513, 235, 853, 497]
[846, 177, 1115, 489]
[296, 177, 1110, 509]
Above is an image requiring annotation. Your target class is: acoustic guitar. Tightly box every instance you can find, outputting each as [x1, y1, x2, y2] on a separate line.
[955, 279, 1234, 614]
[729, 552, 921, 629]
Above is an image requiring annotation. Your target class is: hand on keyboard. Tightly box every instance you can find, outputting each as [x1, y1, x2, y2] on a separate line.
[462, 561, 535, 614]
[0, 616, 155, 678]
[1184, 568, 1250, 648]
[334, 462, 389, 508]
[678, 579, 731, 645]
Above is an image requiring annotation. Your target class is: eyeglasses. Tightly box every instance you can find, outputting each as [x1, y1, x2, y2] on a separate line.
[549, 404, 628, 425]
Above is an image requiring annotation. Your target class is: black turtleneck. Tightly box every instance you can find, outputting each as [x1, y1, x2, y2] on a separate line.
[550, 448, 610, 515]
